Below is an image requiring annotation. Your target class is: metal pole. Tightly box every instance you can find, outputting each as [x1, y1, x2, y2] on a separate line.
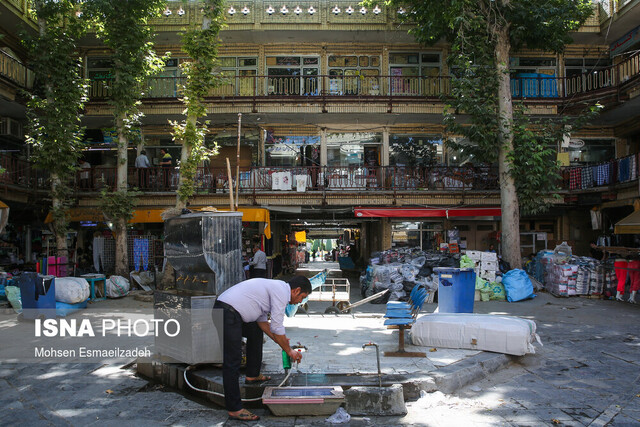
[226, 157, 234, 210]
[235, 113, 241, 209]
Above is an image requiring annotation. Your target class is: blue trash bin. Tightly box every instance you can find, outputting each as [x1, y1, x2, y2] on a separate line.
[434, 267, 476, 313]
[16, 272, 56, 320]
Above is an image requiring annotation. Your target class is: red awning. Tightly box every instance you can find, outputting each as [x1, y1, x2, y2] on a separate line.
[354, 207, 501, 218]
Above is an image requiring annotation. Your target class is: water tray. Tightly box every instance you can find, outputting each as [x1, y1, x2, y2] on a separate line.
[262, 386, 344, 416]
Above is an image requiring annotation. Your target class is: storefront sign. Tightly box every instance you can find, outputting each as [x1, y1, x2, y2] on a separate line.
[610, 25, 640, 57]
[568, 138, 585, 148]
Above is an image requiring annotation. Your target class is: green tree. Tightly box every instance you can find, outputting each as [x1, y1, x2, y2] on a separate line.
[86, 0, 165, 274]
[24, 0, 88, 258]
[380, 0, 594, 268]
[171, 0, 224, 209]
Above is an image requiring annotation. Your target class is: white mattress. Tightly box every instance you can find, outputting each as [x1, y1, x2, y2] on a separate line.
[410, 313, 541, 356]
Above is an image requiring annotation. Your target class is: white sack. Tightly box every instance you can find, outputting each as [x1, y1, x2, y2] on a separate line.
[411, 313, 541, 356]
[106, 275, 130, 298]
[55, 277, 90, 304]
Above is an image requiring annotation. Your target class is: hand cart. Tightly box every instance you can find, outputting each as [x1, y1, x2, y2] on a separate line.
[305, 277, 351, 313]
[323, 289, 390, 314]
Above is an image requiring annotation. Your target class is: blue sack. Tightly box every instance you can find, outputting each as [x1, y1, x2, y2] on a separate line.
[501, 269, 536, 302]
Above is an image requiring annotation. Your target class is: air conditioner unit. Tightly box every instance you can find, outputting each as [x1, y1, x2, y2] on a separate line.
[0, 117, 24, 139]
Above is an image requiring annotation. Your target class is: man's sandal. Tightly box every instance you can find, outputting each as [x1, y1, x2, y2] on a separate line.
[228, 409, 260, 421]
[245, 374, 271, 384]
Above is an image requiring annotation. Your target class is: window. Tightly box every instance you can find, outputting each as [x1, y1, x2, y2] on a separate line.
[326, 132, 381, 167]
[266, 56, 319, 96]
[265, 132, 320, 167]
[392, 221, 443, 250]
[328, 55, 381, 95]
[389, 52, 442, 95]
[217, 56, 258, 96]
[389, 134, 444, 167]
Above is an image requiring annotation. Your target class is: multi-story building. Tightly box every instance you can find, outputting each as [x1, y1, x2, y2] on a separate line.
[0, 0, 639, 270]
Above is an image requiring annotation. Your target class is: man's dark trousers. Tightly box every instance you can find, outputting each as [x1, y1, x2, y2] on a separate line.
[213, 300, 263, 412]
[251, 268, 267, 278]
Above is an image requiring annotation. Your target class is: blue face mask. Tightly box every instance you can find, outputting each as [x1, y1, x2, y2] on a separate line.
[285, 303, 299, 317]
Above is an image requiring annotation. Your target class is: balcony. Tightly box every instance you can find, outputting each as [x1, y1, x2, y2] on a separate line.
[0, 49, 33, 90]
[71, 164, 500, 194]
[3, 153, 639, 207]
[86, 50, 640, 108]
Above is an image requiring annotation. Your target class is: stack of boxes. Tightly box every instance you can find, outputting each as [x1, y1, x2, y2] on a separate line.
[465, 250, 500, 281]
[480, 251, 499, 281]
[544, 264, 579, 296]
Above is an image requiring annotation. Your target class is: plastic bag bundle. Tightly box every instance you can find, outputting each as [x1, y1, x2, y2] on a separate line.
[106, 275, 130, 298]
[501, 269, 536, 302]
[489, 282, 506, 301]
[55, 277, 90, 304]
[388, 290, 406, 301]
[400, 263, 420, 281]
[460, 255, 476, 269]
[553, 242, 572, 264]
[5, 285, 21, 313]
[411, 256, 426, 267]
[372, 265, 391, 285]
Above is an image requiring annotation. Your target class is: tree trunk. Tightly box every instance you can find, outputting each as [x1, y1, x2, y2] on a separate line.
[115, 112, 129, 275]
[175, 117, 194, 210]
[495, 21, 522, 269]
[51, 173, 68, 258]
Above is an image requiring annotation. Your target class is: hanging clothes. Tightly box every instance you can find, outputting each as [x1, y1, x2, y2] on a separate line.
[614, 259, 629, 293]
[569, 168, 581, 190]
[133, 238, 149, 271]
[93, 237, 105, 272]
[581, 166, 593, 189]
[629, 155, 637, 181]
[596, 163, 610, 186]
[590, 210, 602, 230]
[628, 260, 640, 293]
[618, 157, 630, 182]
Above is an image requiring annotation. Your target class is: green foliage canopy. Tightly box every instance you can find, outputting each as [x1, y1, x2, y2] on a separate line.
[377, 0, 595, 215]
[23, 0, 89, 236]
[172, 0, 225, 203]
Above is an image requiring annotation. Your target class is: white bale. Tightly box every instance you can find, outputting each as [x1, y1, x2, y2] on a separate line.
[55, 277, 90, 304]
[411, 313, 541, 356]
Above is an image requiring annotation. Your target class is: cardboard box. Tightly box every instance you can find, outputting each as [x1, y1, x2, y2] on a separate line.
[481, 271, 496, 281]
[465, 250, 482, 259]
[481, 252, 498, 262]
[481, 260, 499, 271]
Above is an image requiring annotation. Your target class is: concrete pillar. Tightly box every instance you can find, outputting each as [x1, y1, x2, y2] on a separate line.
[382, 127, 389, 167]
[382, 218, 392, 250]
[320, 128, 327, 166]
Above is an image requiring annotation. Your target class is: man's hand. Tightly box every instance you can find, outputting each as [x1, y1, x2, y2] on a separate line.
[288, 349, 302, 363]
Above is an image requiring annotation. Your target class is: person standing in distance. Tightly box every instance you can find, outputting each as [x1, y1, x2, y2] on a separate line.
[213, 275, 312, 421]
[249, 244, 267, 278]
[160, 148, 173, 189]
[135, 149, 150, 188]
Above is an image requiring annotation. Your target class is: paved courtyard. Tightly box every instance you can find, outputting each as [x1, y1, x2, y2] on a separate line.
[1, 286, 639, 426]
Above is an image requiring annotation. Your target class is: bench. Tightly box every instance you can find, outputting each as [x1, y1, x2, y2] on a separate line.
[383, 285, 429, 357]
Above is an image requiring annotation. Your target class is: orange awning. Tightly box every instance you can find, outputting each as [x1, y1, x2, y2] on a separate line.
[44, 206, 271, 238]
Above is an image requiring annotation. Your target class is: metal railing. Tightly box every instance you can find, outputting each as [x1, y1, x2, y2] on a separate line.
[85, 51, 640, 102]
[69, 164, 500, 193]
[4, 152, 640, 196]
[0, 49, 33, 90]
